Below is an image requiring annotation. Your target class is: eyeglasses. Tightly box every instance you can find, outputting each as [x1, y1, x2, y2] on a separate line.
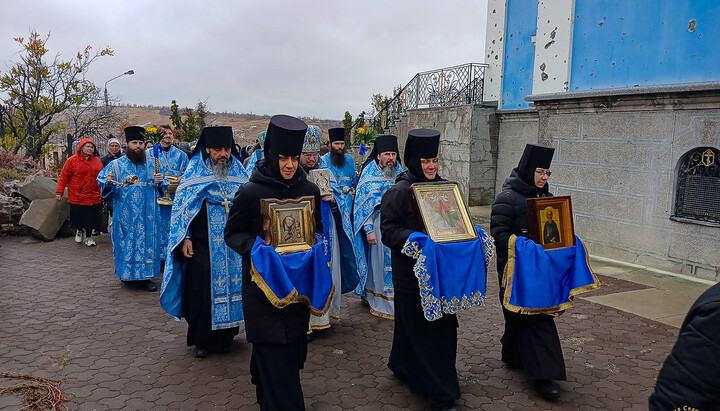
[535, 170, 552, 177]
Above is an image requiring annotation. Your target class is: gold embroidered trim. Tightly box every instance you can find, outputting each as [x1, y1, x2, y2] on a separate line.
[401, 238, 486, 322]
[250, 263, 335, 317]
[479, 228, 496, 268]
[368, 307, 394, 320]
[364, 288, 395, 301]
[309, 323, 331, 331]
[502, 235, 599, 315]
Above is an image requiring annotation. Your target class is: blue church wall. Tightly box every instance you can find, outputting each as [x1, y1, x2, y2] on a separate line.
[501, 0, 538, 109]
[570, 0, 720, 91]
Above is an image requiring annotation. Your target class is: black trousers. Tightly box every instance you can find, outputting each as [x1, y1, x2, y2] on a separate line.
[69, 203, 101, 237]
[250, 338, 307, 411]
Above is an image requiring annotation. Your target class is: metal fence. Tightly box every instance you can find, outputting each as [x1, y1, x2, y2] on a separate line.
[355, 62, 488, 134]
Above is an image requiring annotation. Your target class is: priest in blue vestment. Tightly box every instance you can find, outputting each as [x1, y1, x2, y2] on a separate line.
[149, 125, 188, 262]
[160, 126, 248, 358]
[353, 134, 404, 319]
[300, 126, 337, 333]
[98, 126, 167, 292]
[318, 127, 367, 320]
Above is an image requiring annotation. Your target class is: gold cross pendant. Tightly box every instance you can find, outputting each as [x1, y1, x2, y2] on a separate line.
[222, 198, 231, 213]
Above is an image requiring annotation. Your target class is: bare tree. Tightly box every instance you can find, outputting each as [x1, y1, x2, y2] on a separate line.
[0, 31, 113, 158]
[62, 87, 124, 153]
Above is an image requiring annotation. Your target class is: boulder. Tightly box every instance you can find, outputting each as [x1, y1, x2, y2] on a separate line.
[0, 192, 24, 225]
[19, 198, 69, 240]
[16, 175, 58, 202]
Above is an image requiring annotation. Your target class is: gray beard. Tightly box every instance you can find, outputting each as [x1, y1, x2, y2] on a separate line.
[211, 161, 230, 179]
[382, 164, 397, 179]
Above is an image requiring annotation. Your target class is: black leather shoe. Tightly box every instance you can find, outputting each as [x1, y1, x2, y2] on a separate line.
[534, 379, 560, 400]
[194, 347, 209, 358]
[144, 280, 157, 292]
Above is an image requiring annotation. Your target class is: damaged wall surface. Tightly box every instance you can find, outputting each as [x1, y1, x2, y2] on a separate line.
[500, 0, 537, 109]
[571, 1, 720, 90]
[484, 0, 720, 280]
[489, 0, 720, 108]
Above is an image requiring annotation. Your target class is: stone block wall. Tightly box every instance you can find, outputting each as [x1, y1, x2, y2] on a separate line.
[388, 104, 498, 205]
[521, 83, 720, 281]
[383, 84, 720, 280]
[495, 110, 540, 194]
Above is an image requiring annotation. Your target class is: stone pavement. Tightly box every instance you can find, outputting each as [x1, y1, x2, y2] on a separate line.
[0, 224, 713, 410]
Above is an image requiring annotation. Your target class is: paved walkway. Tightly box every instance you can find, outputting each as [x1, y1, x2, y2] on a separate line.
[0, 223, 713, 410]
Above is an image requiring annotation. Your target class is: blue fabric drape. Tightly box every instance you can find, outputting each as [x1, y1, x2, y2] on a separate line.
[503, 235, 599, 314]
[250, 236, 334, 316]
[401, 226, 494, 321]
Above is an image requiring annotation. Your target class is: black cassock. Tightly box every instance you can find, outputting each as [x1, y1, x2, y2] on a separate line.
[490, 169, 566, 381]
[181, 201, 238, 351]
[380, 172, 460, 410]
[224, 160, 322, 411]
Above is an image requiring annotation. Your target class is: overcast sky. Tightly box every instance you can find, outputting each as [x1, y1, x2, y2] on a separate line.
[1, 0, 487, 120]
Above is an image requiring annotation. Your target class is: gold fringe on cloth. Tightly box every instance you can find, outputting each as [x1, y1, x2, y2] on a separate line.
[250, 263, 335, 317]
[502, 234, 599, 315]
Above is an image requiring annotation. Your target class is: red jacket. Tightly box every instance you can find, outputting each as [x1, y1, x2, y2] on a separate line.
[55, 138, 104, 205]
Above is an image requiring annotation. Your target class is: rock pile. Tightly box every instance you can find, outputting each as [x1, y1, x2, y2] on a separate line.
[1, 173, 70, 240]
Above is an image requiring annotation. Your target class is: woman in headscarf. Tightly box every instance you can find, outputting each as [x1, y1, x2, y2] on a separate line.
[101, 136, 123, 167]
[490, 143, 564, 401]
[380, 129, 461, 411]
[55, 138, 104, 246]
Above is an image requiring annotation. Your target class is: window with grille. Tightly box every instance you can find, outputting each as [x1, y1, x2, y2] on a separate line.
[672, 147, 720, 226]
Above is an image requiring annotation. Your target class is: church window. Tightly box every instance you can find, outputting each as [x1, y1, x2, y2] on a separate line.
[671, 147, 720, 226]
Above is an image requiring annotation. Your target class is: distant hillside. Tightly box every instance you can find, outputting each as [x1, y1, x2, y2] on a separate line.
[116, 105, 343, 145]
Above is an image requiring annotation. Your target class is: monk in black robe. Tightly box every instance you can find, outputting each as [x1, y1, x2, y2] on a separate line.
[225, 115, 322, 410]
[490, 144, 565, 400]
[380, 129, 460, 411]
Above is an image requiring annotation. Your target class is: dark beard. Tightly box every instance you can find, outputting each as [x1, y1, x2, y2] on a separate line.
[126, 147, 146, 165]
[301, 163, 316, 173]
[211, 161, 230, 179]
[382, 164, 397, 179]
[330, 147, 345, 167]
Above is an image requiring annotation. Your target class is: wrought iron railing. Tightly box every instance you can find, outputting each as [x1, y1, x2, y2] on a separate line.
[353, 63, 488, 135]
